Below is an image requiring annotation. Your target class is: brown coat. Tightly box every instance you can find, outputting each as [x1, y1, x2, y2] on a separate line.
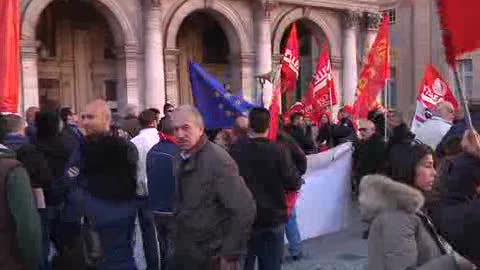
[173, 137, 255, 268]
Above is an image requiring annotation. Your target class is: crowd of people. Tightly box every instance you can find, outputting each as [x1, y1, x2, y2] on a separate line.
[0, 98, 479, 270]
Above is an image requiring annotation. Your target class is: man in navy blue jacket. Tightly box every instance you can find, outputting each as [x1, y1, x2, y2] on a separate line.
[147, 117, 179, 270]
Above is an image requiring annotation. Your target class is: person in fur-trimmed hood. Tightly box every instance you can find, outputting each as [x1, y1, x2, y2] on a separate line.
[360, 174, 477, 270]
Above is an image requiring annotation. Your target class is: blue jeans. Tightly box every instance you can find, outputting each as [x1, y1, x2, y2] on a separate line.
[244, 224, 285, 270]
[285, 208, 303, 256]
[137, 197, 160, 270]
[38, 208, 50, 270]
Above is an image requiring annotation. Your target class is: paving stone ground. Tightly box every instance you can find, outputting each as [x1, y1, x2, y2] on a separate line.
[135, 204, 369, 270]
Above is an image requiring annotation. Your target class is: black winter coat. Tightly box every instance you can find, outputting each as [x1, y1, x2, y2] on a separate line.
[353, 134, 386, 180]
[230, 137, 301, 229]
[428, 153, 480, 266]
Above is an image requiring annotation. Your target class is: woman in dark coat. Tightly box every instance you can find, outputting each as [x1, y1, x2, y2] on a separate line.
[82, 134, 139, 270]
[428, 131, 480, 266]
[316, 112, 335, 151]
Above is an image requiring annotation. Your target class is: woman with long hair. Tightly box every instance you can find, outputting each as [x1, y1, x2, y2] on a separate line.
[359, 143, 476, 270]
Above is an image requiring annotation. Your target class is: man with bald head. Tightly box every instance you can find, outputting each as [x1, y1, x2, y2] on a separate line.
[59, 100, 140, 264]
[415, 101, 455, 150]
[353, 119, 386, 196]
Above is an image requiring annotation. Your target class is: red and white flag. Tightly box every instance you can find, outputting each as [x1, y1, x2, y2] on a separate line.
[303, 44, 337, 116]
[0, 0, 20, 112]
[411, 65, 459, 132]
[281, 23, 300, 93]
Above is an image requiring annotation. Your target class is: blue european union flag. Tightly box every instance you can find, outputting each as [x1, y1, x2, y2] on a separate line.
[189, 62, 256, 129]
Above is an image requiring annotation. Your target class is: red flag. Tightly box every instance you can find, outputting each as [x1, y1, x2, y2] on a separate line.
[0, 0, 20, 112]
[303, 44, 338, 116]
[437, 0, 480, 66]
[268, 87, 281, 141]
[353, 16, 390, 119]
[281, 23, 300, 93]
[412, 65, 459, 131]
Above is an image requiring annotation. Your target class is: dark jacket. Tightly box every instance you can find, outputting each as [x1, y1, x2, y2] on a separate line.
[146, 138, 179, 213]
[60, 124, 84, 157]
[0, 146, 41, 270]
[287, 125, 315, 154]
[332, 118, 357, 145]
[174, 137, 255, 258]
[428, 153, 480, 266]
[353, 133, 386, 180]
[230, 137, 301, 229]
[278, 132, 307, 176]
[384, 123, 415, 173]
[5, 133, 52, 190]
[35, 137, 70, 206]
[82, 135, 138, 270]
[317, 123, 336, 149]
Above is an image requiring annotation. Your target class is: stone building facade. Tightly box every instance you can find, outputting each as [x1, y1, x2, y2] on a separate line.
[20, 0, 386, 115]
[383, 0, 480, 119]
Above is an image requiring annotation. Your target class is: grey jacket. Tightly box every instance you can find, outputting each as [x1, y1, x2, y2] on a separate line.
[174, 136, 256, 257]
[359, 175, 464, 270]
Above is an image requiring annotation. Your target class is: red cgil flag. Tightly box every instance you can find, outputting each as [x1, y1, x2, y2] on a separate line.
[437, 0, 480, 66]
[268, 86, 281, 141]
[411, 65, 459, 131]
[0, 0, 20, 113]
[303, 44, 338, 117]
[353, 16, 390, 119]
[281, 23, 300, 93]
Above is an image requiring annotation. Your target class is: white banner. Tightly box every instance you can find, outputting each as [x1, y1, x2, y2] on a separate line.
[294, 142, 353, 241]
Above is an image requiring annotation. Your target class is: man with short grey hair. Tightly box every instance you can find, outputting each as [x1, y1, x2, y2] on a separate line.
[171, 105, 256, 269]
[415, 101, 455, 150]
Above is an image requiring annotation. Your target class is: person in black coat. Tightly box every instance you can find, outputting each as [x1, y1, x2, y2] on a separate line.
[353, 120, 386, 196]
[428, 133, 480, 266]
[286, 113, 315, 154]
[383, 110, 415, 173]
[332, 106, 357, 145]
[316, 112, 336, 151]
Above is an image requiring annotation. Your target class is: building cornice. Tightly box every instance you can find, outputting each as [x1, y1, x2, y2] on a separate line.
[276, 0, 381, 13]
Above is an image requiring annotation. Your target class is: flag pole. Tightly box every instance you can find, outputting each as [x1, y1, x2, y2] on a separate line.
[453, 67, 474, 130]
[384, 79, 389, 142]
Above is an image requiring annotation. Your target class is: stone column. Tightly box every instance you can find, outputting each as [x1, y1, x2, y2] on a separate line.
[164, 48, 180, 106]
[364, 13, 381, 60]
[240, 53, 256, 103]
[342, 11, 361, 105]
[256, 1, 276, 106]
[21, 40, 40, 112]
[144, 0, 165, 112]
[124, 44, 140, 109]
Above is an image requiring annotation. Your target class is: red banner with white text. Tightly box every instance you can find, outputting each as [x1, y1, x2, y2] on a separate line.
[411, 65, 458, 132]
[281, 23, 300, 93]
[303, 44, 338, 117]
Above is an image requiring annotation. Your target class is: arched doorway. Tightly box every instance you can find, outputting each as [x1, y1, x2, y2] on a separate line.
[280, 19, 329, 109]
[34, 0, 122, 112]
[175, 11, 241, 105]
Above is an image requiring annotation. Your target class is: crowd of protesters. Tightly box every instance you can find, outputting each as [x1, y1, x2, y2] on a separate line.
[0, 98, 479, 270]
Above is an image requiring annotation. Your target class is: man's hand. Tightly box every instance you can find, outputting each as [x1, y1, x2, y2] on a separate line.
[212, 256, 241, 270]
[462, 129, 480, 158]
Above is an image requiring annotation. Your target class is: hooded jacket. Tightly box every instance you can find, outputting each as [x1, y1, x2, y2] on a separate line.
[359, 175, 462, 270]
